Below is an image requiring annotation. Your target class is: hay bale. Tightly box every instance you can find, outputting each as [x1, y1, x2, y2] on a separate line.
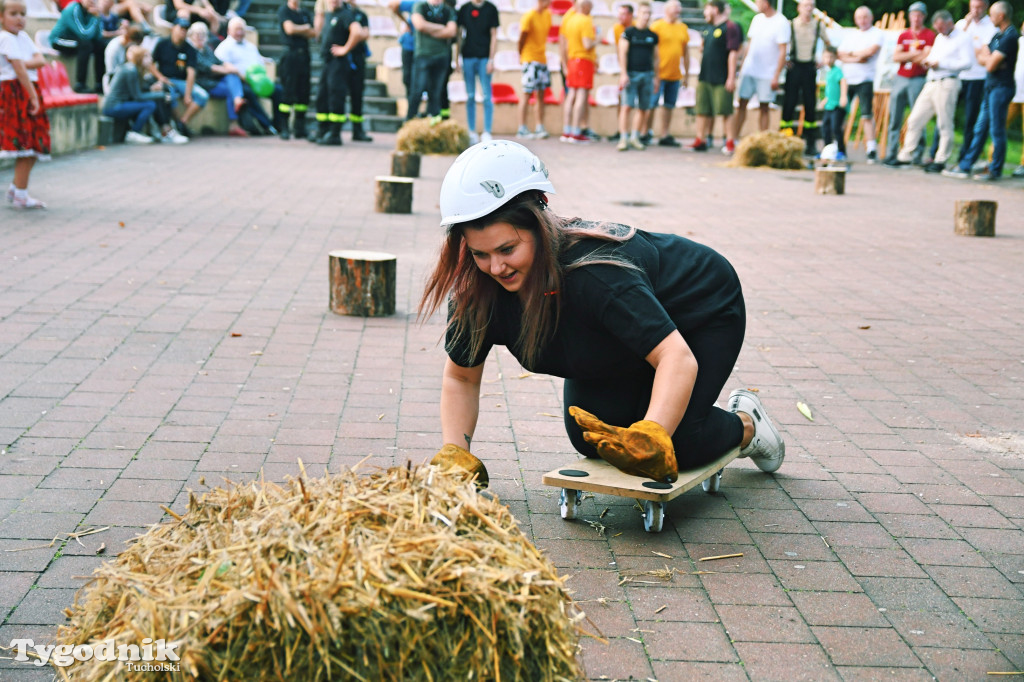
[395, 118, 470, 155]
[730, 131, 806, 170]
[56, 465, 583, 681]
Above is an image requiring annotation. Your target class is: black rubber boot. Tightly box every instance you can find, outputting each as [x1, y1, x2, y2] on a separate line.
[308, 121, 323, 143]
[351, 121, 373, 142]
[318, 122, 342, 146]
[293, 116, 307, 140]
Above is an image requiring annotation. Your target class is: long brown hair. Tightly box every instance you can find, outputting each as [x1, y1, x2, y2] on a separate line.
[419, 191, 635, 369]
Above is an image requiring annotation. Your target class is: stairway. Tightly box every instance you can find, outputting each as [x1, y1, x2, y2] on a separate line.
[241, 1, 403, 133]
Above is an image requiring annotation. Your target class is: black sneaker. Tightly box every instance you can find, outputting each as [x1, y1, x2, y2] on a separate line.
[923, 162, 944, 174]
[658, 135, 681, 147]
[866, 150, 878, 164]
[688, 139, 708, 151]
[883, 158, 909, 169]
[639, 132, 653, 146]
[607, 132, 620, 142]
[175, 121, 195, 138]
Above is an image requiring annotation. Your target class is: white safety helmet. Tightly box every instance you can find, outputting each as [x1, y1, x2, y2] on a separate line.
[439, 140, 556, 227]
[819, 143, 839, 162]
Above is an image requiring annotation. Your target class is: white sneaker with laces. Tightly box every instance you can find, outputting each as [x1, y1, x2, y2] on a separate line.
[533, 127, 549, 139]
[468, 131, 480, 144]
[11, 194, 46, 209]
[162, 130, 189, 145]
[728, 389, 785, 473]
[480, 131, 492, 142]
[125, 130, 154, 144]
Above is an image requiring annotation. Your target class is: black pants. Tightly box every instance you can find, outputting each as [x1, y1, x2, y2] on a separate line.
[347, 59, 366, 124]
[821, 107, 847, 154]
[321, 58, 350, 119]
[563, 301, 747, 469]
[278, 47, 311, 109]
[781, 61, 818, 150]
[53, 37, 105, 89]
[957, 79, 985, 164]
[407, 54, 447, 119]
[401, 48, 414, 96]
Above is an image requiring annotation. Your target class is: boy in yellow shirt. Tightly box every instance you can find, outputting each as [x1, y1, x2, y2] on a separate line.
[559, 0, 596, 142]
[517, 0, 552, 138]
[646, 0, 689, 145]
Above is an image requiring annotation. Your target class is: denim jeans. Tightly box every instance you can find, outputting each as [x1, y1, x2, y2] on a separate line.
[168, 79, 210, 108]
[408, 54, 449, 119]
[462, 57, 493, 133]
[956, 78, 985, 163]
[206, 74, 244, 121]
[957, 82, 1014, 175]
[102, 100, 157, 132]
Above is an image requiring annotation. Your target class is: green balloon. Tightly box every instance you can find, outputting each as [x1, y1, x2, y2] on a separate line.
[246, 64, 274, 97]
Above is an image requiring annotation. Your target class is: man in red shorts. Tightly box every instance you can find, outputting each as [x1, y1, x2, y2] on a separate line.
[560, 0, 596, 142]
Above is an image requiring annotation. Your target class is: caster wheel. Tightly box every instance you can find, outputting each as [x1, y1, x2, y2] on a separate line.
[702, 469, 724, 494]
[560, 488, 581, 520]
[643, 500, 664, 533]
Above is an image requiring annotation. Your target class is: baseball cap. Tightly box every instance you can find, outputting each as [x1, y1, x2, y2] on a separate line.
[908, 2, 926, 14]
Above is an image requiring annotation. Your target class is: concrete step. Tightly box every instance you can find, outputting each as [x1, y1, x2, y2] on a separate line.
[363, 96, 397, 116]
[367, 114, 404, 133]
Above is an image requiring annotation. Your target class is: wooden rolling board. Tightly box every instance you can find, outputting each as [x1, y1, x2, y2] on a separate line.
[542, 447, 741, 503]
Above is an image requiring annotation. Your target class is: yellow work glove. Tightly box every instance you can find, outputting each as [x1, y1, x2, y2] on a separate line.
[430, 444, 489, 488]
[569, 406, 679, 483]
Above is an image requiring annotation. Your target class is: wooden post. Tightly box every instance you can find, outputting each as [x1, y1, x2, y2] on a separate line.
[814, 167, 846, 195]
[328, 250, 397, 317]
[954, 200, 997, 237]
[374, 176, 413, 214]
[391, 151, 421, 178]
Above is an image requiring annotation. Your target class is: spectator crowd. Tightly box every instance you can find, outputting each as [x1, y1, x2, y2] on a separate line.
[5, 0, 1024, 185]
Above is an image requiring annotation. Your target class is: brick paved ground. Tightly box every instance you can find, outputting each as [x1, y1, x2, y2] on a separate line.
[1, 134, 1023, 681]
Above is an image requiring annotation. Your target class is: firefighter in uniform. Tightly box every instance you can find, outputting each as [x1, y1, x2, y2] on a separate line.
[343, 0, 373, 142]
[277, 0, 316, 139]
[317, 0, 360, 145]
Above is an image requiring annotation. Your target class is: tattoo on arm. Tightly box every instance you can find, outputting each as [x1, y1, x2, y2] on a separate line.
[464, 434, 472, 449]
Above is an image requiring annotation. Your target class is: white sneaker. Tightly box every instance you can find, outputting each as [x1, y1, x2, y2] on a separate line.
[480, 131, 492, 142]
[468, 131, 480, 144]
[516, 127, 533, 139]
[125, 130, 154, 144]
[728, 389, 785, 473]
[161, 130, 189, 145]
[11, 194, 46, 209]
[533, 127, 549, 139]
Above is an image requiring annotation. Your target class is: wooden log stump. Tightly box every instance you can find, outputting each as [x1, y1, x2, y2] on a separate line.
[954, 200, 996, 237]
[391, 151, 421, 178]
[328, 250, 397, 317]
[375, 176, 413, 214]
[814, 167, 846, 195]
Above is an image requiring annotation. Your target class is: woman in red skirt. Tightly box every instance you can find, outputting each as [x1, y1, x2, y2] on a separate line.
[1, 0, 51, 209]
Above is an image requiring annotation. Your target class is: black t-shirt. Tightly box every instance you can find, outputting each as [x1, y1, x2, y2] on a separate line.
[348, 5, 369, 65]
[153, 37, 197, 81]
[622, 26, 658, 72]
[987, 25, 1020, 88]
[446, 225, 744, 376]
[700, 19, 742, 85]
[321, 5, 352, 59]
[456, 1, 500, 59]
[278, 4, 313, 50]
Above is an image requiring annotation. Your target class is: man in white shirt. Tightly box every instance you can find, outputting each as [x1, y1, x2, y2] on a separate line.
[891, 10, 973, 172]
[215, 17, 285, 129]
[838, 5, 884, 162]
[950, 0, 997, 165]
[731, 0, 789, 148]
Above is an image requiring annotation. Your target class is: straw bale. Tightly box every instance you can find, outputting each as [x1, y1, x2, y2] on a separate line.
[395, 119, 470, 155]
[56, 464, 583, 681]
[730, 131, 806, 170]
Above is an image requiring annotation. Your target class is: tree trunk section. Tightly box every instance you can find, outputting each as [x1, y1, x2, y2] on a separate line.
[375, 176, 413, 214]
[391, 151, 421, 178]
[954, 200, 996, 237]
[814, 167, 846, 195]
[328, 250, 397, 317]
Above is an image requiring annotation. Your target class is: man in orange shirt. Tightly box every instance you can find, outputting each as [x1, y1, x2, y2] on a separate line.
[560, 0, 597, 142]
[517, 0, 552, 138]
[646, 0, 689, 145]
